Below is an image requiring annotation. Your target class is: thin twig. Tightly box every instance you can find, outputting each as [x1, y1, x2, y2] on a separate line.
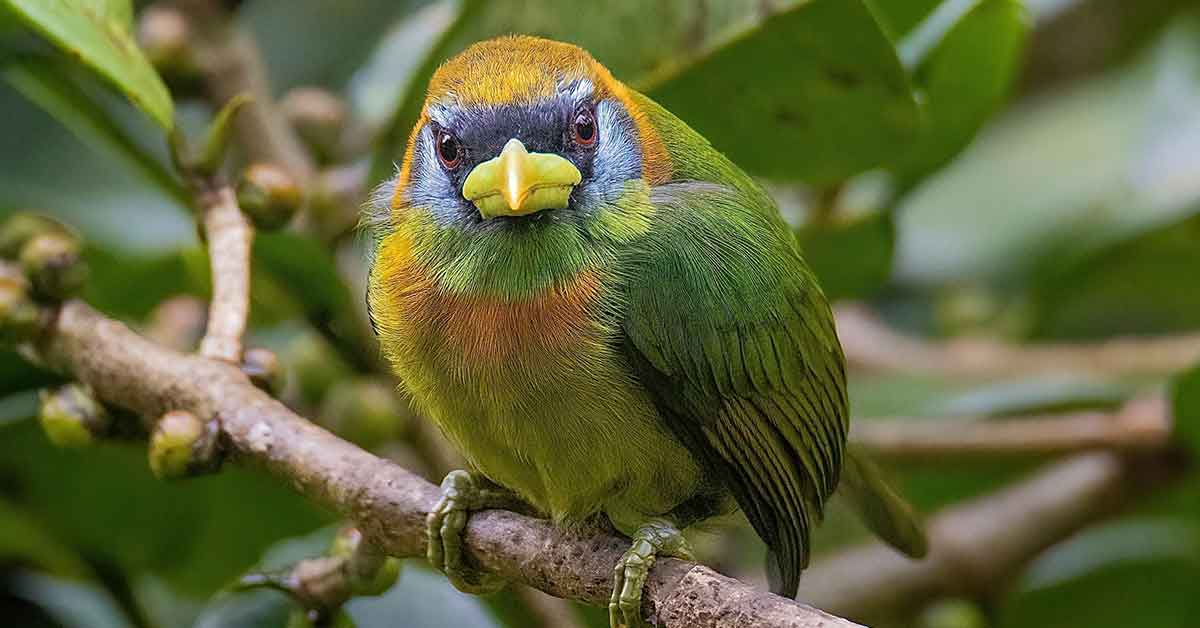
[798, 448, 1184, 624]
[853, 395, 1173, 462]
[170, 0, 316, 187]
[836, 303, 1200, 378]
[197, 185, 253, 362]
[39, 301, 861, 628]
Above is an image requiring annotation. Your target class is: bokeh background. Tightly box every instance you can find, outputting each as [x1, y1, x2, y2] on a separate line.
[2, 1, 1200, 627]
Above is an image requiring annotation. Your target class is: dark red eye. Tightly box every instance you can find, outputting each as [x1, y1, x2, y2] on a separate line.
[435, 129, 462, 169]
[572, 108, 597, 146]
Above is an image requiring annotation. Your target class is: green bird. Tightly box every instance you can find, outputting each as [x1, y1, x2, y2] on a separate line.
[367, 35, 923, 628]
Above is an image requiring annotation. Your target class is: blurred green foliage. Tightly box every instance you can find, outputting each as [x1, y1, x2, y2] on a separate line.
[1, 0, 1199, 627]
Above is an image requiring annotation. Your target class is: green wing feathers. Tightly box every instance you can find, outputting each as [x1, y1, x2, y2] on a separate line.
[621, 180, 848, 598]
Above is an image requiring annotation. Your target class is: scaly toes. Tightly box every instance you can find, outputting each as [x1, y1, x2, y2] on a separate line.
[426, 470, 508, 595]
[609, 540, 655, 628]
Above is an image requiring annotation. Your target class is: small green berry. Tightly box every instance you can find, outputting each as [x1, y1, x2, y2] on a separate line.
[39, 384, 110, 448]
[238, 163, 302, 230]
[149, 410, 220, 480]
[242, 347, 285, 395]
[0, 267, 39, 345]
[19, 232, 87, 300]
[0, 213, 66, 258]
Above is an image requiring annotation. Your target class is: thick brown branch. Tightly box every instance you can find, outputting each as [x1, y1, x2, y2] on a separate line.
[39, 301, 860, 628]
[798, 449, 1183, 624]
[836, 303, 1200, 378]
[197, 185, 253, 362]
[853, 395, 1172, 462]
[171, 0, 316, 187]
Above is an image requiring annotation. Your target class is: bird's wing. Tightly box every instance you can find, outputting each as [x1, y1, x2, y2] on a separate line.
[620, 181, 848, 598]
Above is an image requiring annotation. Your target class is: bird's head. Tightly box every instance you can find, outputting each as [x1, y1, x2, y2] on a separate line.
[389, 36, 670, 229]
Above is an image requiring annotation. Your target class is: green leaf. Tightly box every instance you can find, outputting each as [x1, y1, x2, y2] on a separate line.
[2, 0, 173, 129]
[1028, 212, 1200, 339]
[892, 0, 1030, 188]
[645, 0, 919, 183]
[1170, 362, 1200, 459]
[999, 519, 1200, 628]
[0, 498, 91, 578]
[2, 59, 185, 206]
[796, 211, 894, 300]
[0, 419, 330, 595]
[370, 0, 918, 185]
[867, 0, 944, 39]
[9, 571, 134, 628]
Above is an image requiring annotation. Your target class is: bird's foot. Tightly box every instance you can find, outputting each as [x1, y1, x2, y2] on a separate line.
[426, 470, 512, 595]
[609, 518, 694, 628]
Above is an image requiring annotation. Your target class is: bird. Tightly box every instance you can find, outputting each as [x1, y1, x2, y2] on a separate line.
[366, 35, 923, 628]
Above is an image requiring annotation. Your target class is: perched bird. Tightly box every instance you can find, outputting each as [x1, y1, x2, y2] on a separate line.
[367, 35, 923, 628]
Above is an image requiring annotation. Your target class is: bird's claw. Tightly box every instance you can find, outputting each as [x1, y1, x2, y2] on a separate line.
[426, 470, 506, 595]
[608, 520, 693, 628]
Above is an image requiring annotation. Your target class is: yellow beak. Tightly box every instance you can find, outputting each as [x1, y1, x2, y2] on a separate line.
[462, 138, 581, 219]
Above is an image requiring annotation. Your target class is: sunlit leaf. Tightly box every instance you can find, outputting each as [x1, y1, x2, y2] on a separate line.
[645, 0, 918, 183]
[892, 0, 1030, 188]
[868, 0, 944, 39]
[999, 519, 1200, 628]
[2, 0, 173, 129]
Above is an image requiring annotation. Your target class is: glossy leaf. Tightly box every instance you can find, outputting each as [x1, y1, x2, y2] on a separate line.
[892, 0, 1030, 188]
[998, 519, 1200, 628]
[645, 0, 918, 183]
[371, 0, 919, 185]
[868, 0, 945, 39]
[2, 0, 173, 129]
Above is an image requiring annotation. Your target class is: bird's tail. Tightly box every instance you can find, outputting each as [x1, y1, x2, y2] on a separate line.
[839, 444, 929, 559]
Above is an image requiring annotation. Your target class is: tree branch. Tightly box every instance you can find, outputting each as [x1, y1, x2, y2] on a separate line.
[852, 395, 1172, 462]
[37, 301, 861, 628]
[836, 303, 1200, 378]
[196, 184, 252, 362]
[798, 448, 1184, 624]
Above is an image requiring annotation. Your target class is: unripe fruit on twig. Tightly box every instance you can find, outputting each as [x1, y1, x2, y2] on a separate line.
[918, 599, 988, 628]
[242, 347, 285, 395]
[281, 87, 347, 163]
[137, 6, 198, 80]
[0, 212, 66, 258]
[286, 334, 351, 405]
[149, 410, 222, 480]
[0, 265, 39, 345]
[238, 163, 302, 230]
[320, 378, 408, 450]
[39, 384, 110, 448]
[19, 232, 87, 300]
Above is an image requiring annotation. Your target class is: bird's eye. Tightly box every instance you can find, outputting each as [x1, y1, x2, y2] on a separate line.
[435, 129, 462, 169]
[571, 107, 597, 146]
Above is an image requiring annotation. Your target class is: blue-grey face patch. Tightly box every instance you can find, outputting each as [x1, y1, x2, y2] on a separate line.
[396, 78, 644, 230]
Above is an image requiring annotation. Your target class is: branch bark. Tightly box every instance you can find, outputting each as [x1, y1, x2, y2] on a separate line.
[852, 395, 1172, 462]
[836, 303, 1200, 378]
[38, 301, 860, 628]
[197, 184, 253, 362]
[797, 448, 1184, 624]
